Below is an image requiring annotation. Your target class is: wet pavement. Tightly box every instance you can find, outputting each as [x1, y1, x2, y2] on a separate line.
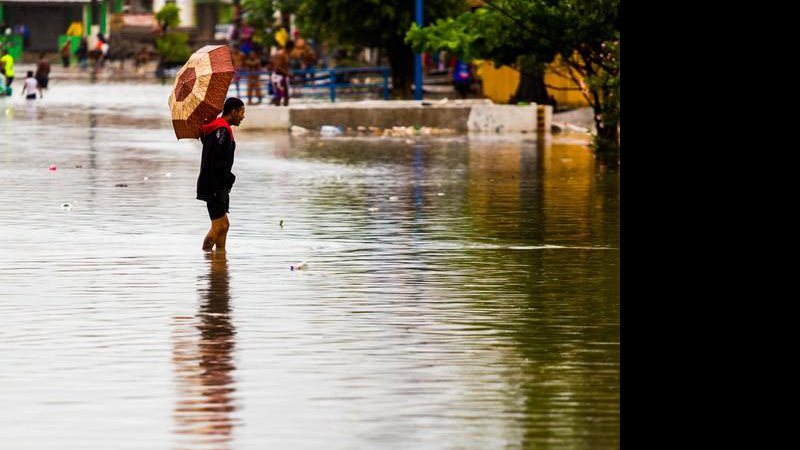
[0, 82, 619, 449]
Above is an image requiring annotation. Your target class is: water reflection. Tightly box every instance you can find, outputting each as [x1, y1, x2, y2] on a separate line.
[173, 252, 238, 449]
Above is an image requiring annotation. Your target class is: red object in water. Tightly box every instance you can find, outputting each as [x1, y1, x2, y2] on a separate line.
[48, 164, 57, 171]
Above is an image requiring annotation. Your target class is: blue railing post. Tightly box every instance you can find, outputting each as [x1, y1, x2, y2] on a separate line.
[329, 69, 336, 102]
[383, 68, 389, 100]
[414, 0, 423, 100]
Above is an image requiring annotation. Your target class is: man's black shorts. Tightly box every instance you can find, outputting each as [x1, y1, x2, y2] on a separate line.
[206, 191, 230, 220]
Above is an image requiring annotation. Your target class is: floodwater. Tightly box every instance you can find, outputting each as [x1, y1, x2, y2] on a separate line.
[1, 82, 619, 450]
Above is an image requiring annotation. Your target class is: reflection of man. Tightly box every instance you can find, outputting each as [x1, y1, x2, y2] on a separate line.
[197, 98, 245, 252]
[173, 251, 237, 445]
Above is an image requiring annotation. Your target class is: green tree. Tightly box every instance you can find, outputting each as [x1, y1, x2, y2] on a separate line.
[295, 0, 467, 98]
[155, 3, 181, 34]
[407, 0, 620, 166]
[241, 0, 302, 47]
[155, 3, 191, 64]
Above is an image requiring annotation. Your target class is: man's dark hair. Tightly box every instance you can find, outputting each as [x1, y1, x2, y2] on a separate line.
[285, 40, 295, 51]
[27, 70, 34, 77]
[223, 97, 245, 116]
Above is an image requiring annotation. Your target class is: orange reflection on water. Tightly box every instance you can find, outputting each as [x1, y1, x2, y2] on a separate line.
[172, 252, 238, 448]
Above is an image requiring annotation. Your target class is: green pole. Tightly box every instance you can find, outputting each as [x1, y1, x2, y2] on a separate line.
[0, 4, 5, 24]
[99, 1, 107, 36]
[85, 4, 92, 37]
[114, 0, 123, 13]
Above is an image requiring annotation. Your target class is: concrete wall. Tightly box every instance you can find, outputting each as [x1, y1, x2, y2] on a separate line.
[289, 104, 472, 131]
[237, 101, 549, 134]
[467, 104, 538, 133]
[238, 106, 290, 131]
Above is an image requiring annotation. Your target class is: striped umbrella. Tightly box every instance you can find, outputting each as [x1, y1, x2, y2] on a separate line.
[168, 45, 235, 139]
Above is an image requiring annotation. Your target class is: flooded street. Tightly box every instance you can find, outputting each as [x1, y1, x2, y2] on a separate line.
[1, 82, 619, 449]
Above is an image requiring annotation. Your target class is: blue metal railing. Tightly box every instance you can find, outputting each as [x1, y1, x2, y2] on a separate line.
[229, 66, 391, 102]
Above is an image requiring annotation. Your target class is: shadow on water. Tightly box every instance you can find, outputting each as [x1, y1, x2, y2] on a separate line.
[172, 252, 239, 448]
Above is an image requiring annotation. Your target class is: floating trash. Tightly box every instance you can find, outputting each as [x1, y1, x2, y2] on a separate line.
[320, 125, 343, 136]
[165, 172, 172, 177]
[290, 261, 308, 271]
[143, 176, 149, 181]
[48, 164, 57, 171]
[368, 207, 379, 212]
[115, 184, 128, 187]
[290, 125, 308, 135]
[279, 219, 284, 229]
[405, 139, 415, 144]
[74, 164, 83, 168]
[389, 196, 399, 201]
[437, 192, 445, 196]
[60, 203, 72, 209]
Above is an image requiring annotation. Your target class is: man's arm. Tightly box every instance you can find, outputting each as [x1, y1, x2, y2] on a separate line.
[211, 127, 236, 190]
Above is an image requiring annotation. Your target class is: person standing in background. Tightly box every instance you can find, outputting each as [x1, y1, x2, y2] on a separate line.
[1, 48, 14, 94]
[35, 52, 51, 90]
[60, 40, 72, 68]
[268, 40, 294, 107]
[21, 70, 42, 100]
[77, 38, 89, 70]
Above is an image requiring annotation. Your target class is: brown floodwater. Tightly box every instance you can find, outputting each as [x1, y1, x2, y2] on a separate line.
[1, 82, 619, 449]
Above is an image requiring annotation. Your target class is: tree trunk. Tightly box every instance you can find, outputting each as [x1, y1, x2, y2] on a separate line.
[592, 105, 620, 168]
[511, 59, 552, 105]
[387, 41, 414, 98]
[512, 68, 549, 104]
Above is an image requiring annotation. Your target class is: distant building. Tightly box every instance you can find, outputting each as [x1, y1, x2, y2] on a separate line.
[152, 0, 233, 42]
[0, 0, 231, 54]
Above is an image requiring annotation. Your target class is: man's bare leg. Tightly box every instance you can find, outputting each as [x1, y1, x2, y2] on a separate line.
[202, 215, 229, 251]
[213, 215, 230, 252]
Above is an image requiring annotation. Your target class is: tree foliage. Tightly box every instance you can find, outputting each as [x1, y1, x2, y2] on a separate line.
[156, 32, 191, 63]
[241, 0, 303, 47]
[155, 3, 181, 31]
[155, 4, 190, 65]
[407, 0, 620, 165]
[294, 0, 467, 97]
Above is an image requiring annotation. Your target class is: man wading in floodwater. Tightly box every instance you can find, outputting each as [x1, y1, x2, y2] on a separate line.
[197, 97, 245, 252]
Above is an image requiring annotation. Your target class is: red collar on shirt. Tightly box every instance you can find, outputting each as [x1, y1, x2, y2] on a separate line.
[200, 117, 234, 141]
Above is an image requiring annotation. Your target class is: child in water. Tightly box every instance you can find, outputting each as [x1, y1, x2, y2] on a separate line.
[21, 70, 42, 100]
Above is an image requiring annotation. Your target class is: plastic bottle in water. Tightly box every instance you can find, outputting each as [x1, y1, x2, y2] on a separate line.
[290, 261, 308, 271]
[320, 125, 343, 136]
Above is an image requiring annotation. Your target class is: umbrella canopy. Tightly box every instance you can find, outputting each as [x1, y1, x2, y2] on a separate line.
[168, 45, 235, 139]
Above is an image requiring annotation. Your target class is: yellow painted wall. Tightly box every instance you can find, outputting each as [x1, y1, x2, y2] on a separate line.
[475, 58, 590, 107]
[475, 61, 520, 104]
[544, 55, 590, 108]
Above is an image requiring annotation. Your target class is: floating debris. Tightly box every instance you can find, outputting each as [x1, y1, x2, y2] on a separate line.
[290, 261, 308, 271]
[382, 126, 455, 137]
[389, 196, 399, 201]
[143, 176, 149, 181]
[60, 203, 72, 209]
[165, 172, 172, 177]
[115, 184, 128, 187]
[368, 207, 379, 212]
[437, 192, 445, 196]
[48, 164, 57, 171]
[279, 219, 284, 229]
[290, 125, 308, 135]
[74, 164, 83, 168]
[320, 125, 343, 136]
